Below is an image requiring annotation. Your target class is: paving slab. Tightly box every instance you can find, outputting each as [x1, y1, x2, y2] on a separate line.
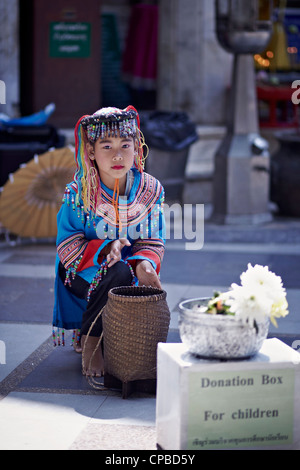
[0, 323, 51, 382]
[0, 391, 107, 450]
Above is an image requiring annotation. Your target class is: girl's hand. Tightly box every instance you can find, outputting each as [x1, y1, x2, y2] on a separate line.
[135, 260, 162, 289]
[106, 238, 131, 267]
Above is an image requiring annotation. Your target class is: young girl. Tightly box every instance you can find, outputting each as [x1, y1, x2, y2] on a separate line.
[52, 106, 166, 377]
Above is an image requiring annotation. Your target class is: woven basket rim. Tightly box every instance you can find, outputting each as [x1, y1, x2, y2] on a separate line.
[108, 285, 166, 303]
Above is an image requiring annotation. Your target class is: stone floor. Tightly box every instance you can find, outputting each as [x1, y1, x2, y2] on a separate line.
[0, 221, 299, 449]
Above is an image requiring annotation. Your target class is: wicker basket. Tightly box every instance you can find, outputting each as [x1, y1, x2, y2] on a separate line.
[102, 286, 170, 383]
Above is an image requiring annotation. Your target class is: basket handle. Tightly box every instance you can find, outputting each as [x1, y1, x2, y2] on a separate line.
[82, 305, 107, 390]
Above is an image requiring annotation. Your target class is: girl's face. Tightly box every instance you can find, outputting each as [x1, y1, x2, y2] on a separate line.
[87, 134, 136, 191]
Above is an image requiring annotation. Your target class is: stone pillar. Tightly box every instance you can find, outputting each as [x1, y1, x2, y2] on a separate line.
[157, 0, 232, 125]
[0, 0, 19, 117]
[213, 54, 272, 224]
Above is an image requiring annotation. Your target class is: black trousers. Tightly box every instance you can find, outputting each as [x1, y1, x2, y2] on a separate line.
[58, 261, 133, 337]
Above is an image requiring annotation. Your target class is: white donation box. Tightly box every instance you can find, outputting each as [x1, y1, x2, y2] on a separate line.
[156, 339, 300, 450]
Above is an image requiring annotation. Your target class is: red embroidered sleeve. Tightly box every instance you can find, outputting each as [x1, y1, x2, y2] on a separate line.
[127, 239, 165, 274]
[57, 233, 88, 270]
[57, 233, 109, 271]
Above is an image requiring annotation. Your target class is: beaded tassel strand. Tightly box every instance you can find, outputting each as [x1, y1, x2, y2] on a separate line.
[52, 327, 65, 347]
[71, 329, 81, 347]
[64, 255, 83, 287]
[86, 260, 109, 302]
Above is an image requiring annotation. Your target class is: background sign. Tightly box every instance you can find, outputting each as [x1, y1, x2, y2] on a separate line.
[188, 368, 294, 449]
[49, 22, 91, 58]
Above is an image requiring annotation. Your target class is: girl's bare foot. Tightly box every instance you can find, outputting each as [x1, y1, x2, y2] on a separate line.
[81, 334, 104, 377]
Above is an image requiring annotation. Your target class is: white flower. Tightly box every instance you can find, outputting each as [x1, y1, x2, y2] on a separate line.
[224, 264, 289, 327]
[226, 284, 273, 326]
[240, 263, 286, 303]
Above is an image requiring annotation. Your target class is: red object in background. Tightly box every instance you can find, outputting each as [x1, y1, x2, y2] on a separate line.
[122, 5, 158, 90]
[257, 84, 299, 128]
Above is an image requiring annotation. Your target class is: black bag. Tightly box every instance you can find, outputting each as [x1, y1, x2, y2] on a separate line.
[140, 111, 198, 151]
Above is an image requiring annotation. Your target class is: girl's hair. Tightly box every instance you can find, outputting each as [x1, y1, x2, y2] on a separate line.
[73, 106, 148, 214]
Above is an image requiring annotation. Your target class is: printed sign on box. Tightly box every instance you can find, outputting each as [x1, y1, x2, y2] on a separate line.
[188, 368, 294, 449]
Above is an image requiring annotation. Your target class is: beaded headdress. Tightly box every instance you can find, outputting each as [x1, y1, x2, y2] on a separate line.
[81, 106, 138, 142]
[73, 106, 148, 221]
